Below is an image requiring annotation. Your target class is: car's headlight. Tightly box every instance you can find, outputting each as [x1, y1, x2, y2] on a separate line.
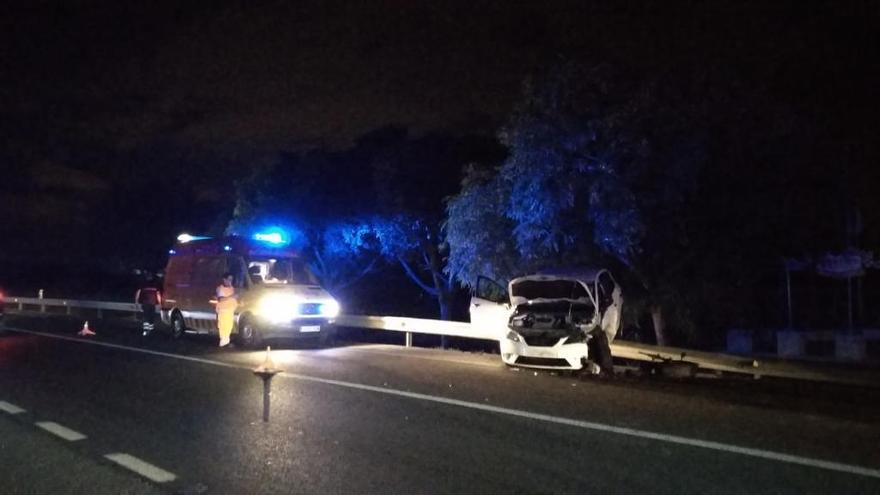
[258, 294, 301, 322]
[506, 330, 522, 343]
[319, 300, 340, 318]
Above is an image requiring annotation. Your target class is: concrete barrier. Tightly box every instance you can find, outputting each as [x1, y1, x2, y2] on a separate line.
[777, 331, 805, 358]
[727, 329, 753, 355]
[836, 333, 867, 361]
[731, 328, 880, 364]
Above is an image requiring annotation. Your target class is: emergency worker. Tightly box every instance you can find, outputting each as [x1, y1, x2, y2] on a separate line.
[215, 272, 238, 347]
[135, 272, 161, 336]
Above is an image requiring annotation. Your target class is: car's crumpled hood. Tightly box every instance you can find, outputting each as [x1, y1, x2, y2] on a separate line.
[507, 274, 596, 308]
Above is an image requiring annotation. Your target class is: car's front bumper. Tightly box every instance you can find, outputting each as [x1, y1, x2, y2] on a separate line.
[500, 338, 589, 370]
[255, 317, 336, 339]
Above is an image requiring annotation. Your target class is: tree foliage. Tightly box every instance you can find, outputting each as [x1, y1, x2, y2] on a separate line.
[446, 64, 705, 343]
[227, 128, 502, 319]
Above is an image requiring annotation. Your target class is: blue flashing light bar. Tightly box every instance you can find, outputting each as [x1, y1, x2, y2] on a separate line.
[223, 245, 232, 252]
[253, 227, 289, 246]
[254, 232, 284, 244]
[168, 249, 177, 255]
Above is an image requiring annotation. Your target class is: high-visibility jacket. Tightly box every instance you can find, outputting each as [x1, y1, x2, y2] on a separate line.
[215, 285, 237, 312]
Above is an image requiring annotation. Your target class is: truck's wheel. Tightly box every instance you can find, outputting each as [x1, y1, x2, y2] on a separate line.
[170, 312, 186, 339]
[237, 317, 263, 349]
[319, 326, 337, 347]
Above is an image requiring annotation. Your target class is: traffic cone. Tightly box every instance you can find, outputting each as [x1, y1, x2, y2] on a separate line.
[78, 321, 96, 337]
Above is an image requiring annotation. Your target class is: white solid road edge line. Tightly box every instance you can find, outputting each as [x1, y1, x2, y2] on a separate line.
[9, 326, 880, 480]
[0, 400, 26, 414]
[104, 453, 177, 483]
[35, 421, 87, 442]
[283, 372, 880, 480]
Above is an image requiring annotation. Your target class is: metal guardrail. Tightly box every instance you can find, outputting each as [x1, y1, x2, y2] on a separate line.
[6, 296, 140, 316]
[5, 295, 879, 387]
[336, 315, 480, 347]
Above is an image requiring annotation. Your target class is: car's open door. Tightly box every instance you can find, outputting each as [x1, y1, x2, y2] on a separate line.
[469, 276, 512, 341]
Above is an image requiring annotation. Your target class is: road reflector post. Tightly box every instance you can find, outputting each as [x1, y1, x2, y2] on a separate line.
[405, 332, 413, 347]
[253, 346, 282, 422]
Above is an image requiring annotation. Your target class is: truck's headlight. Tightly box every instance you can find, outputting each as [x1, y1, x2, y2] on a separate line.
[506, 331, 522, 343]
[320, 300, 340, 318]
[258, 294, 300, 323]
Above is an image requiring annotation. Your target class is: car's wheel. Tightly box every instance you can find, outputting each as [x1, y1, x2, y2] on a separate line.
[237, 317, 263, 349]
[170, 311, 186, 339]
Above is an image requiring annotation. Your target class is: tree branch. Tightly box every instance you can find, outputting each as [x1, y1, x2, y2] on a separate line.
[312, 246, 327, 274]
[335, 257, 380, 291]
[398, 256, 439, 297]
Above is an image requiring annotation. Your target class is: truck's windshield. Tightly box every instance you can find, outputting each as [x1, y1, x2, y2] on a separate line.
[248, 257, 317, 285]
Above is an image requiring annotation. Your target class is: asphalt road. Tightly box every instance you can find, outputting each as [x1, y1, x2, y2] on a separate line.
[1, 315, 879, 494]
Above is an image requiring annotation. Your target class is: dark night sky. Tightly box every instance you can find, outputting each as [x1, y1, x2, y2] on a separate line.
[1, 0, 878, 271]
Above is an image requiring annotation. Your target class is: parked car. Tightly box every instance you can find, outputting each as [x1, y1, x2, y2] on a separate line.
[469, 268, 622, 371]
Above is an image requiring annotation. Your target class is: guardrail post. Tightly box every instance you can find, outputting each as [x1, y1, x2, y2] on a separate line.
[38, 289, 45, 313]
[405, 331, 413, 347]
[97, 308, 103, 319]
[65, 303, 71, 315]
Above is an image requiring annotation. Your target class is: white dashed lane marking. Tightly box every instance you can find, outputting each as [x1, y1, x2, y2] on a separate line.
[0, 400, 26, 414]
[35, 421, 88, 441]
[104, 453, 177, 483]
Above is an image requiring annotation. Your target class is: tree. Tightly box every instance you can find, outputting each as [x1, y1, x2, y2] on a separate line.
[226, 154, 384, 294]
[227, 128, 504, 320]
[446, 64, 705, 345]
[357, 128, 504, 320]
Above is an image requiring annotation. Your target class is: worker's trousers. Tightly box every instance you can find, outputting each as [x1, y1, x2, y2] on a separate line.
[217, 310, 235, 346]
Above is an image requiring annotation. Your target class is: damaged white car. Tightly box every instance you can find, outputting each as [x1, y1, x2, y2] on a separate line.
[469, 268, 622, 371]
